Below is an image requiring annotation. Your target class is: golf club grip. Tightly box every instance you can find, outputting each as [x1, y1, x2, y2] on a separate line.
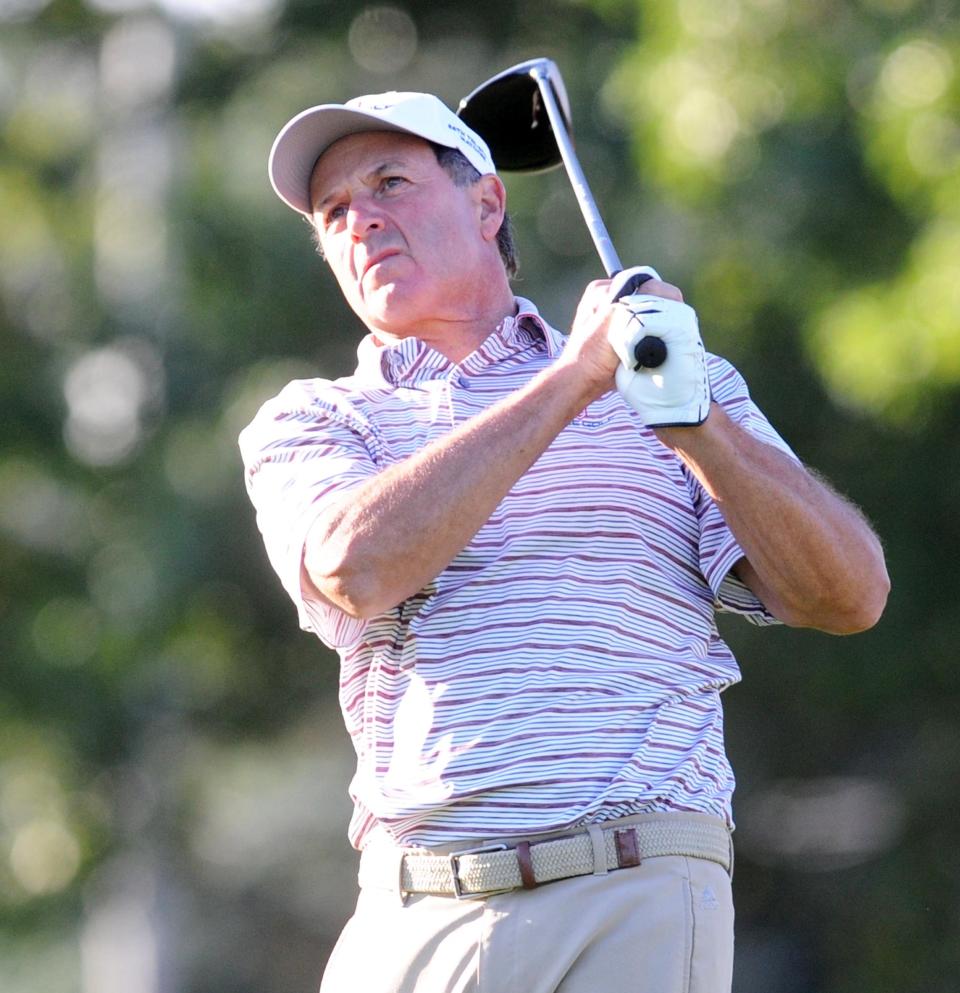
[633, 336, 668, 369]
[610, 271, 655, 300]
[611, 271, 669, 369]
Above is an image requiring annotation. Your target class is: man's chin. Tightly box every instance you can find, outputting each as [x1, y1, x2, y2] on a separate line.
[357, 288, 422, 337]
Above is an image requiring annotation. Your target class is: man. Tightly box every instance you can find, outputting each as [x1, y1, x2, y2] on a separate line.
[240, 90, 889, 993]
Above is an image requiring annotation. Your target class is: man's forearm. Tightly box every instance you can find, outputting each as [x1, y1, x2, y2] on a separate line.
[657, 404, 889, 633]
[303, 358, 600, 618]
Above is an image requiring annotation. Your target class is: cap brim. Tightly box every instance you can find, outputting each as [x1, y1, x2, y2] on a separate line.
[268, 105, 426, 216]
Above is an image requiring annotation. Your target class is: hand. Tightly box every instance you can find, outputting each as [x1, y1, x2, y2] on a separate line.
[607, 292, 711, 428]
[563, 267, 686, 403]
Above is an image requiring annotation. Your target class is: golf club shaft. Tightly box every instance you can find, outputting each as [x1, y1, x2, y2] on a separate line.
[528, 63, 622, 278]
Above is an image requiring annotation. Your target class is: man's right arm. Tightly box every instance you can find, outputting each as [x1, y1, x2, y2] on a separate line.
[302, 356, 597, 618]
[302, 278, 666, 619]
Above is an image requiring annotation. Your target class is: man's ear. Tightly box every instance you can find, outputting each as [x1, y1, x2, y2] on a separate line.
[476, 174, 507, 242]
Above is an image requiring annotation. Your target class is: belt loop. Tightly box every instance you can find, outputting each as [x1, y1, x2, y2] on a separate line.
[587, 824, 608, 875]
[614, 828, 642, 868]
[516, 841, 537, 889]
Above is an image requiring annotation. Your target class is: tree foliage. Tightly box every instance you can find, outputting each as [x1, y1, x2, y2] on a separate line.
[1, 1, 957, 990]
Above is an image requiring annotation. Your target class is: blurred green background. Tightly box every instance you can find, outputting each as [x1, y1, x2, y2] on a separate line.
[1, 0, 958, 990]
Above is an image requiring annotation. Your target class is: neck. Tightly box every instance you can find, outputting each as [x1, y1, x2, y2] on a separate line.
[370, 282, 517, 364]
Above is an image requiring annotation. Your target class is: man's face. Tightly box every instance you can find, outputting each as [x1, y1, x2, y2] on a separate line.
[309, 131, 493, 339]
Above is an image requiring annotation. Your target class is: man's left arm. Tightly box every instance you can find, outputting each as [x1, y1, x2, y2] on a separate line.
[656, 405, 890, 634]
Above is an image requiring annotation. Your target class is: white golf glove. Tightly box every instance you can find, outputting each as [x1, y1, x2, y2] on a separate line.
[606, 270, 711, 428]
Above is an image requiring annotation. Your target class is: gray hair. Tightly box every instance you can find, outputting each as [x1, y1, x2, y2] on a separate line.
[430, 144, 518, 279]
[309, 143, 518, 279]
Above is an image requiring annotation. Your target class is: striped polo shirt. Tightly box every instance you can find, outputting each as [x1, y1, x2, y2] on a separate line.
[240, 298, 793, 849]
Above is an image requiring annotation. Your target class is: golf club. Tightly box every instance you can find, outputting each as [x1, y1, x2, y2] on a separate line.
[458, 57, 622, 278]
[458, 58, 667, 370]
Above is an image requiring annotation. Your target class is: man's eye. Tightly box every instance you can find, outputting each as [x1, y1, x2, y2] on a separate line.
[381, 176, 406, 191]
[326, 205, 347, 225]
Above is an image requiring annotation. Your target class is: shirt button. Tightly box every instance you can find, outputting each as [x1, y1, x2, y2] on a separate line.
[458, 375, 470, 389]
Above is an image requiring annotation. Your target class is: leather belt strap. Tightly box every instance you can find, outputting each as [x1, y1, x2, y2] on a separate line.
[359, 816, 732, 899]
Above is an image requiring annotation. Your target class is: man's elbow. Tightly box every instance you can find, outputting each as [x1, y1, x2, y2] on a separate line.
[302, 541, 397, 621]
[836, 568, 891, 634]
[837, 545, 891, 632]
[787, 567, 891, 635]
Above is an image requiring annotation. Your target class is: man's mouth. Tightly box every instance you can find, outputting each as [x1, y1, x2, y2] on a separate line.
[362, 250, 401, 277]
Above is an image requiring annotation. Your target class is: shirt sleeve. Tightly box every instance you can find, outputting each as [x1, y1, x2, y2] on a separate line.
[690, 355, 802, 625]
[238, 378, 384, 649]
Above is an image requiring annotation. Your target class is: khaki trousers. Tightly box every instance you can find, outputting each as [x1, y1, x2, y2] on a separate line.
[320, 820, 734, 993]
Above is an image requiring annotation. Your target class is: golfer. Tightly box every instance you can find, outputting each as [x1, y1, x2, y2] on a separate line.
[240, 89, 889, 993]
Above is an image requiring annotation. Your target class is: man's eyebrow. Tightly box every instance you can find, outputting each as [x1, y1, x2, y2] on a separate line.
[315, 159, 412, 210]
[369, 159, 409, 176]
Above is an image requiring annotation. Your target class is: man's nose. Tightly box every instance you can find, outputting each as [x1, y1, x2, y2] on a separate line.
[347, 198, 385, 241]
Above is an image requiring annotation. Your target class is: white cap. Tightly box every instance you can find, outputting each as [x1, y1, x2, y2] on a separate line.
[268, 91, 497, 216]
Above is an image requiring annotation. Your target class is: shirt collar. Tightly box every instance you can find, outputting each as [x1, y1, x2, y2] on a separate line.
[353, 297, 564, 388]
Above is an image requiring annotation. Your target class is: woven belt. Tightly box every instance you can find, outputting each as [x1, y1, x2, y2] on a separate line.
[359, 816, 732, 899]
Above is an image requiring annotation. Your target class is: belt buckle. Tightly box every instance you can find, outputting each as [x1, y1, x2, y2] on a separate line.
[448, 842, 509, 899]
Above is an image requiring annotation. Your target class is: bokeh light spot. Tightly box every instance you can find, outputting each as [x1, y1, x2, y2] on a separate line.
[348, 6, 418, 74]
[9, 819, 81, 894]
[879, 39, 953, 109]
[63, 342, 163, 467]
[0, 460, 91, 556]
[672, 88, 740, 161]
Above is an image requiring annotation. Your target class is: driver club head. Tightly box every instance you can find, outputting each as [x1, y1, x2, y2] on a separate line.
[457, 57, 572, 173]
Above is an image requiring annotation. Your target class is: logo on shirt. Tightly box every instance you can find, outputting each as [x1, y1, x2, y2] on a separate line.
[571, 406, 614, 428]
